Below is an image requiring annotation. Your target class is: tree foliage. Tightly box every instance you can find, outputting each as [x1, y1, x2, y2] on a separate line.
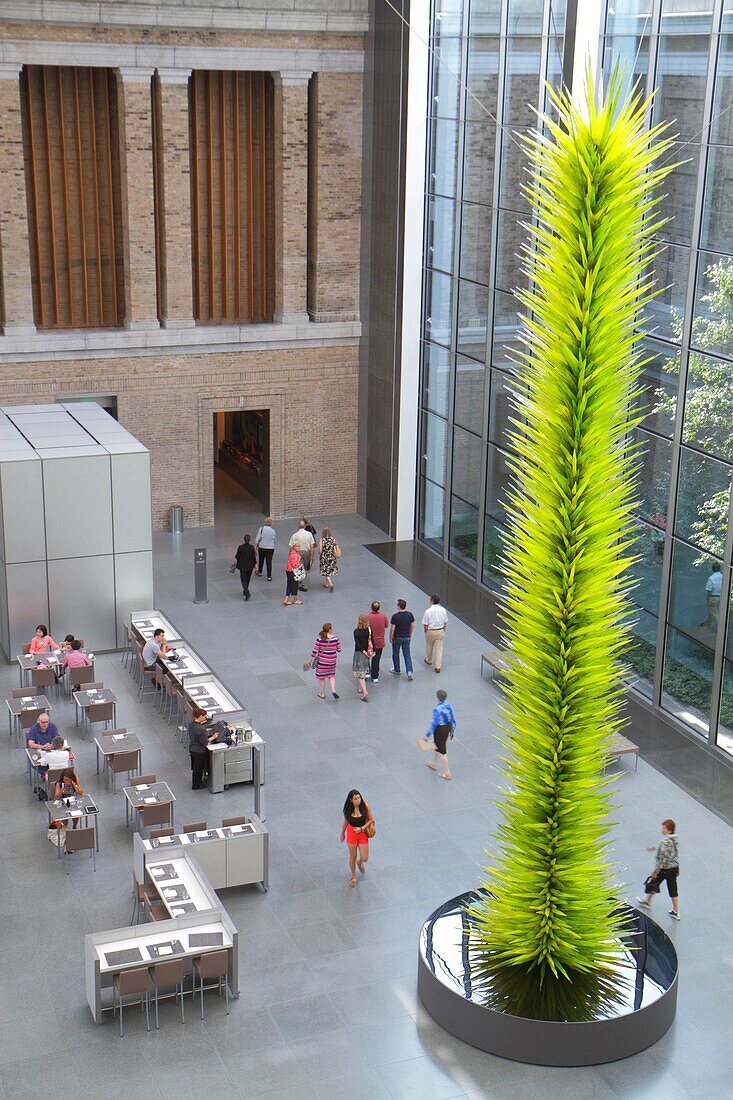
[468, 70, 673, 1001]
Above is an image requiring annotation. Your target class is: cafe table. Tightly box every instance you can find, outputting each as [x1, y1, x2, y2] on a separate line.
[45, 791, 100, 858]
[16, 651, 64, 687]
[122, 780, 176, 830]
[24, 740, 71, 788]
[73, 687, 117, 730]
[94, 731, 142, 789]
[6, 693, 51, 743]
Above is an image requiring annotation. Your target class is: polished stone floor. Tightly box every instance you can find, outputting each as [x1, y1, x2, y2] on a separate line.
[0, 470, 731, 1099]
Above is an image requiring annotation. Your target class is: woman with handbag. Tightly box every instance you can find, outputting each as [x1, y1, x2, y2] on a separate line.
[304, 623, 341, 700]
[352, 614, 372, 702]
[339, 789, 375, 887]
[284, 546, 303, 606]
[318, 527, 340, 591]
[637, 818, 680, 920]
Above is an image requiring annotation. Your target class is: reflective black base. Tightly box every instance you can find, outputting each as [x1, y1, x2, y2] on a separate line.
[418, 892, 679, 1066]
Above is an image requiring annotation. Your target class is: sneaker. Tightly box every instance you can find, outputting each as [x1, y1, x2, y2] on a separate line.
[371, 677, 379, 685]
[407, 673, 414, 681]
[668, 910, 681, 921]
[390, 669, 400, 675]
[636, 897, 650, 907]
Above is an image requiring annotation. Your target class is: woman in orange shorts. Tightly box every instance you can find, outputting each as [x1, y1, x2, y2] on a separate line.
[340, 788, 374, 887]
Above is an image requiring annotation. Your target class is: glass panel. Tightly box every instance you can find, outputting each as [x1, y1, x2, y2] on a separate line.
[605, 0, 653, 36]
[466, 36, 500, 121]
[452, 425, 483, 506]
[631, 518, 664, 615]
[468, 0, 503, 36]
[495, 210, 528, 294]
[485, 444, 511, 523]
[457, 279, 489, 361]
[433, 0, 464, 37]
[711, 34, 733, 145]
[488, 367, 515, 446]
[455, 354, 487, 435]
[431, 35, 462, 119]
[718, 659, 733, 758]
[459, 202, 493, 284]
[633, 428, 672, 525]
[499, 129, 532, 212]
[660, 0, 714, 34]
[657, 145, 700, 246]
[724, 570, 733, 659]
[602, 35, 650, 99]
[627, 608, 658, 699]
[463, 120, 497, 205]
[428, 117, 460, 198]
[667, 537, 724, 642]
[675, 447, 731, 557]
[422, 341, 451, 417]
[427, 195, 456, 275]
[483, 514, 506, 586]
[691, 254, 733, 360]
[506, 0, 545, 36]
[655, 34, 709, 138]
[661, 624, 712, 736]
[503, 37, 542, 128]
[633, 338, 679, 437]
[449, 496, 479, 573]
[419, 479, 445, 551]
[682, 350, 733, 461]
[424, 269, 454, 348]
[641, 244, 689, 342]
[421, 411, 449, 486]
[701, 147, 733, 257]
[492, 290, 523, 368]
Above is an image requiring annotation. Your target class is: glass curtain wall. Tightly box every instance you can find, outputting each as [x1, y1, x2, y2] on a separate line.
[602, 0, 733, 755]
[418, 0, 566, 586]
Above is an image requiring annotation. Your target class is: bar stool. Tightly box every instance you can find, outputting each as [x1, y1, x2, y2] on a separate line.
[121, 622, 132, 669]
[149, 828, 175, 840]
[113, 967, 151, 1036]
[183, 822, 206, 833]
[192, 950, 230, 1019]
[131, 873, 162, 924]
[149, 959, 186, 1027]
[222, 816, 246, 827]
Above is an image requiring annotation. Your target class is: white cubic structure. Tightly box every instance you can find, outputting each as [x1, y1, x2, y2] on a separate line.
[0, 402, 153, 658]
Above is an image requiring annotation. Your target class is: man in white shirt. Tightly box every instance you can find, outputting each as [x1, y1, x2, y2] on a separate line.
[289, 520, 316, 590]
[703, 562, 723, 629]
[422, 595, 449, 673]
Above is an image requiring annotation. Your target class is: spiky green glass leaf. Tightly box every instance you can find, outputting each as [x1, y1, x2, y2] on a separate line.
[468, 69, 673, 998]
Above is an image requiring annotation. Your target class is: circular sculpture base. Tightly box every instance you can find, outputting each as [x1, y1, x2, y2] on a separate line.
[418, 892, 678, 1066]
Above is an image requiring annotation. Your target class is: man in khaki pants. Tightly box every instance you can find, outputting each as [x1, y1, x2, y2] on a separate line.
[422, 594, 448, 673]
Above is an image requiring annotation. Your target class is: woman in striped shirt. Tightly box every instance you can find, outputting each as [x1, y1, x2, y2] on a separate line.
[305, 623, 341, 700]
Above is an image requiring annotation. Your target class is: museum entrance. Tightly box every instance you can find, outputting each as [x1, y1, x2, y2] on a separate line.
[213, 410, 270, 515]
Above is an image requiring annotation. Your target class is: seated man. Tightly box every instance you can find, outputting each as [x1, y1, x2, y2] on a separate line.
[142, 628, 168, 670]
[61, 640, 91, 671]
[27, 712, 60, 752]
[40, 735, 73, 770]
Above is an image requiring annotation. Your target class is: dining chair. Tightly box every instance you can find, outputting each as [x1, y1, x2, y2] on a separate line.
[112, 966, 150, 1036]
[31, 667, 57, 698]
[22, 644, 31, 655]
[11, 687, 31, 698]
[110, 749, 140, 793]
[68, 664, 96, 693]
[63, 826, 96, 875]
[86, 700, 115, 734]
[19, 707, 44, 748]
[139, 802, 172, 834]
[130, 773, 157, 787]
[192, 950, 230, 1019]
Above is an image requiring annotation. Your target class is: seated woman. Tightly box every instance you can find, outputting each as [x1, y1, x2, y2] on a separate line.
[29, 624, 58, 655]
[53, 768, 82, 802]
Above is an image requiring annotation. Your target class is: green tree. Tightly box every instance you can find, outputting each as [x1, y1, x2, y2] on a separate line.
[468, 70, 672, 1014]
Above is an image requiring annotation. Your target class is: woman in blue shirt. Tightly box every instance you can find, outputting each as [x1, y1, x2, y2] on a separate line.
[422, 689, 456, 779]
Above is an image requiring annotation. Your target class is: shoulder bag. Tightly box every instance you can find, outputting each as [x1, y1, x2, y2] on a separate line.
[364, 820, 376, 839]
[333, 541, 342, 558]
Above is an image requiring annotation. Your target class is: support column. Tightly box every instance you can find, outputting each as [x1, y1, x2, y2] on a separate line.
[117, 66, 159, 330]
[0, 63, 36, 336]
[272, 71, 311, 326]
[156, 68, 195, 329]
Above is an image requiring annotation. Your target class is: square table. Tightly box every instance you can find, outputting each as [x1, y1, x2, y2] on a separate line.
[6, 694, 51, 743]
[24, 741, 71, 788]
[45, 792, 100, 859]
[16, 652, 63, 687]
[94, 731, 142, 788]
[73, 687, 117, 730]
[122, 781, 176, 830]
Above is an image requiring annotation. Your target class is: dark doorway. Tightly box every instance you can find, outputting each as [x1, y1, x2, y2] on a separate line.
[213, 409, 270, 514]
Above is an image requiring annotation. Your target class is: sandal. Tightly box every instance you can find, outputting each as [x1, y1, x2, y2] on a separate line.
[349, 877, 357, 887]
[439, 773, 452, 780]
[294, 599, 303, 605]
[318, 693, 326, 700]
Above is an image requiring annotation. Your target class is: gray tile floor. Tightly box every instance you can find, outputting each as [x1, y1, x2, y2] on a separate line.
[1, 472, 732, 1099]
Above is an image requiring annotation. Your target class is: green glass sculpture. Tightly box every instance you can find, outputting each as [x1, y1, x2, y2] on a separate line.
[468, 68, 673, 1015]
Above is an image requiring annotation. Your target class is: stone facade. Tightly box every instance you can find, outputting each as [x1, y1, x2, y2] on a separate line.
[0, 12, 365, 528]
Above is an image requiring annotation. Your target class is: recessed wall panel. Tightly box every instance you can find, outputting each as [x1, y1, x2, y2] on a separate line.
[6, 560, 49, 658]
[48, 555, 116, 650]
[0, 459, 45, 563]
[43, 455, 113, 559]
[114, 551, 154, 647]
[111, 453, 153, 553]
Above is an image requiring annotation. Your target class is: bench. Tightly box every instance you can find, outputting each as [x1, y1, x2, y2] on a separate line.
[480, 650, 511, 682]
[607, 734, 640, 772]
